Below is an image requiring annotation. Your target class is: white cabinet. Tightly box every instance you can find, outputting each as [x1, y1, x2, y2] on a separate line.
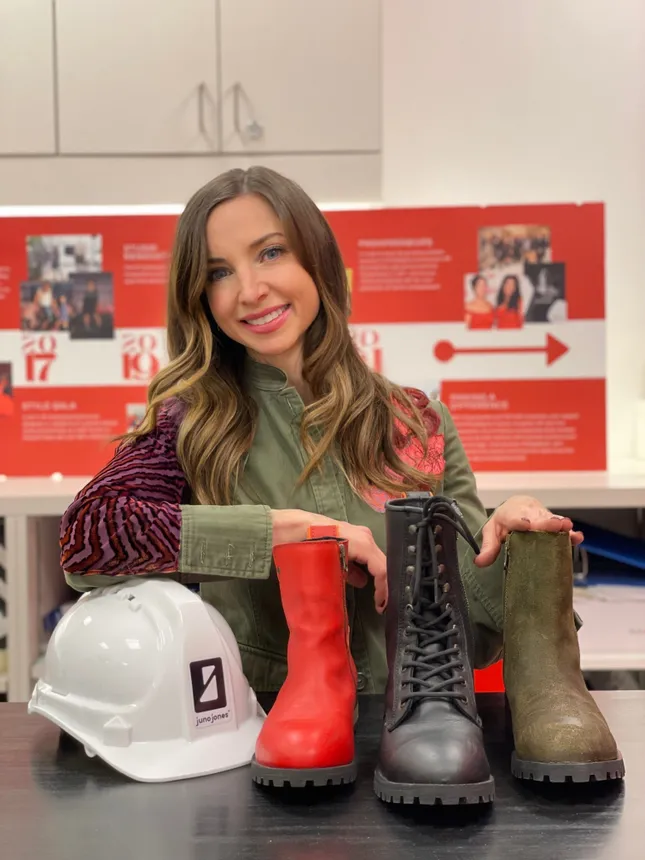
[55, 0, 219, 154]
[219, 0, 381, 153]
[1, 0, 382, 158]
[0, 0, 56, 154]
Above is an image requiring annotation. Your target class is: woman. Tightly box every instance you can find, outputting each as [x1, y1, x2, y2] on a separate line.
[0, 373, 13, 418]
[465, 274, 494, 329]
[59, 167, 580, 694]
[495, 274, 523, 329]
[34, 281, 56, 329]
[81, 280, 101, 333]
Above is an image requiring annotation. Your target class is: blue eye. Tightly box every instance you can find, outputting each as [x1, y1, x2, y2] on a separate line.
[207, 267, 229, 283]
[261, 245, 285, 262]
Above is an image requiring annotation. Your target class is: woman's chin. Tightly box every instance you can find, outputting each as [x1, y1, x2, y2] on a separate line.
[244, 335, 301, 359]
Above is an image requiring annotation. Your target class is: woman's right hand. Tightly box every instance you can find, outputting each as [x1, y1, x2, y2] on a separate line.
[270, 509, 388, 613]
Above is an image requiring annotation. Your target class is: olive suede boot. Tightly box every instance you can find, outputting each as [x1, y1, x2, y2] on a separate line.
[504, 530, 625, 783]
[374, 493, 494, 805]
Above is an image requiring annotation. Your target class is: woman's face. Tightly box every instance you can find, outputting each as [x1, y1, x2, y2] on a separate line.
[503, 278, 517, 297]
[205, 194, 320, 364]
[474, 277, 488, 299]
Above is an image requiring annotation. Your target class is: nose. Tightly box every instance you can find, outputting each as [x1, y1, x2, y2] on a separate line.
[238, 266, 269, 306]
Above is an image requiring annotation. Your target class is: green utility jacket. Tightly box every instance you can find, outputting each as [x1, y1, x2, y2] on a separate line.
[62, 360, 505, 693]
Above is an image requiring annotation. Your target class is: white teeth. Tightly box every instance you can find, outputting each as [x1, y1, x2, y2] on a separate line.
[245, 306, 288, 326]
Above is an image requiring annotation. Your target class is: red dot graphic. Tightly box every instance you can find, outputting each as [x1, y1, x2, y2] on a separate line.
[434, 340, 455, 362]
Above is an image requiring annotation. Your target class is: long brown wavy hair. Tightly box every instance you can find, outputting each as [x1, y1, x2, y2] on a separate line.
[123, 166, 440, 504]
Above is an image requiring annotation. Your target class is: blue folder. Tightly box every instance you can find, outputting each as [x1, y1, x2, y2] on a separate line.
[573, 520, 645, 587]
[575, 521, 645, 571]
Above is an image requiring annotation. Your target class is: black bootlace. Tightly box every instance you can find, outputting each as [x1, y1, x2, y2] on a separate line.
[400, 497, 481, 705]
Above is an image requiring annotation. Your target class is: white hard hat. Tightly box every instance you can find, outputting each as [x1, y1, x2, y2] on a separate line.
[28, 578, 265, 783]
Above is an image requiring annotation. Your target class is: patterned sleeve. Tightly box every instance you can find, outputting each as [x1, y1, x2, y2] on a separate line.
[59, 402, 187, 576]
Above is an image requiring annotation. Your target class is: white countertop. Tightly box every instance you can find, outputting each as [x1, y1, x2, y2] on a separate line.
[2, 464, 645, 516]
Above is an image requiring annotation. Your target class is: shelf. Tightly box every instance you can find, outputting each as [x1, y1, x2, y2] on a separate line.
[580, 653, 645, 672]
[574, 584, 645, 672]
[475, 465, 645, 510]
[0, 477, 84, 517]
[2, 465, 645, 517]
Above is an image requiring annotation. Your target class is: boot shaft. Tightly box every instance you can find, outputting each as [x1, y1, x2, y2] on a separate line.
[272, 537, 355, 678]
[503, 530, 580, 684]
[504, 530, 575, 635]
[384, 493, 479, 724]
[385, 494, 475, 661]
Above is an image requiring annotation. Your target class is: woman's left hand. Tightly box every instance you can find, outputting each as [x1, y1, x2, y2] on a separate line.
[474, 494, 583, 568]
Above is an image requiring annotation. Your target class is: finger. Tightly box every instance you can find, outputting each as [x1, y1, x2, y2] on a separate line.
[373, 577, 388, 614]
[474, 520, 503, 568]
[350, 540, 386, 578]
[345, 562, 368, 589]
[362, 550, 387, 610]
[493, 511, 575, 535]
[524, 513, 574, 533]
[570, 530, 584, 546]
[345, 532, 387, 609]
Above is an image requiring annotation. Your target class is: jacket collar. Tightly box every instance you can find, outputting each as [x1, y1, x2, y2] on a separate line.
[245, 356, 290, 392]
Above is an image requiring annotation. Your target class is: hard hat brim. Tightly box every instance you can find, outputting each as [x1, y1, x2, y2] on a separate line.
[29, 698, 266, 783]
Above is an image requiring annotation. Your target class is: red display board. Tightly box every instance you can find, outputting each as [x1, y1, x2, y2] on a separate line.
[327, 202, 606, 473]
[0, 215, 175, 476]
[0, 203, 605, 476]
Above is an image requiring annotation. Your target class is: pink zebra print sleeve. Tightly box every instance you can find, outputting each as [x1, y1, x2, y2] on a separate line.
[59, 402, 188, 577]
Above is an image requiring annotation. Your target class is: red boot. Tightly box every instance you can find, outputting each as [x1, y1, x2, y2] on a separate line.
[251, 535, 358, 788]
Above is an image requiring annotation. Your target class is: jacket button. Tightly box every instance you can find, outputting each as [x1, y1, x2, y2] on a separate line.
[356, 673, 366, 692]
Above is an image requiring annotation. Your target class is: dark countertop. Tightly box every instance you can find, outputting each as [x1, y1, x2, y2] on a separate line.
[1, 692, 643, 860]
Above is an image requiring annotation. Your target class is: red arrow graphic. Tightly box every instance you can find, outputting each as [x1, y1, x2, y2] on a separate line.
[434, 333, 569, 366]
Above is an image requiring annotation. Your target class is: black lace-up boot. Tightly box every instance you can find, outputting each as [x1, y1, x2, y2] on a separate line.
[373, 492, 494, 805]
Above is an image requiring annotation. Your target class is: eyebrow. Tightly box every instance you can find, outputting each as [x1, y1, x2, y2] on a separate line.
[207, 232, 285, 264]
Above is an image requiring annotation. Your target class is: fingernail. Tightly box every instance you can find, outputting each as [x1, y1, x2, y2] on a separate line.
[521, 517, 531, 523]
[551, 515, 565, 520]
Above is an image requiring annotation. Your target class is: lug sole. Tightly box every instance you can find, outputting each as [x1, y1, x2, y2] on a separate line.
[251, 756, 357, 788]
[373, 769, 495, 805]
[511, 752, 626, 783]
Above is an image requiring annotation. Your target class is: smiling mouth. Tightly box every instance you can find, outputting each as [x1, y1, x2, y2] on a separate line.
[242, 305, 290, 326]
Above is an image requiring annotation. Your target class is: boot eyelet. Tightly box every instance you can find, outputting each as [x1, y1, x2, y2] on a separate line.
[435, 544, 443, 553]
[407, 545, 416, 555]
[442, 583, 450, 593]
[408, 524, 417, 535]
[406, 565, 415, 575]
[434, 525, 442, 536]
[445, 602, 452, 612]
[438, 564, 446, 574]
[405, 585, 411, 595]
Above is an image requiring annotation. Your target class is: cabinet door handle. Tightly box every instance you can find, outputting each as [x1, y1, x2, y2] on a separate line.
[197, 82, 207, 137]
[232, 82, 264, 143]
